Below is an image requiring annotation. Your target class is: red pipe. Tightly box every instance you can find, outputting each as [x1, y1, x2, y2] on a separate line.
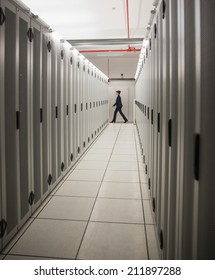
[126, 0, 131, 41]
[80, 0, 139, 54]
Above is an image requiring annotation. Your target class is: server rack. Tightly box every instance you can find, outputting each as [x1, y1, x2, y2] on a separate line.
[0, 0, 108, 252]
[135, 0, 215, 259]
[68, 48, 74, 165]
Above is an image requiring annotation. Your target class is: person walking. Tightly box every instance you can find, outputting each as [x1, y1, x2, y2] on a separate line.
[110, 90, 128, 123]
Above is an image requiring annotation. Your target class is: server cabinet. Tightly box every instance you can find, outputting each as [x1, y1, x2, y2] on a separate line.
[0, 143, 2, 251]
[173, 0, 197, 259]
[49, 36, 59, 190]
[89, 67, 94, 141]
[155, 7, 163, 236]
[160, 0, 170, 259]
[76, 57, 81, 156]
[149, 35, 154, 205]
[197, 0, 215, 260]
[56, 44, 63, 179]
[41, 31, 51, 196]
[85, 63, 90, 146]
[17, 9, 32, 226]
[166, 0, 178, 259]
[82, 61, 87, 150]
[0, 0, 5, 250]
[31, 20, 43, 211]
[0, 0, 32, 244]
[152, 16, 159, 228]
[1, 0, 19, 246]
[68, 49, 74, 166]
[72, 51, 78, 159]
[62, 43, 69, 174]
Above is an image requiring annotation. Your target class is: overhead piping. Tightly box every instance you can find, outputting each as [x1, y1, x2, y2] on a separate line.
[68, 38, 143, 46]
[80, 0, 140, 54]
[126, 0, 131, 40]
[80, 47, 140, 53]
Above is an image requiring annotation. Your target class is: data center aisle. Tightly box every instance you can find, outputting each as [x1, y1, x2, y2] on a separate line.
[1, 124, 160, 260]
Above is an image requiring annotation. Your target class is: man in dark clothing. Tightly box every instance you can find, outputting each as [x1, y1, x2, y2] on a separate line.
[110, 90, 128, 123]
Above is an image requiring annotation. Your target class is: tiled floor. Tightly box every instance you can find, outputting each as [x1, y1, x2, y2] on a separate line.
[1, 123, 160, 260]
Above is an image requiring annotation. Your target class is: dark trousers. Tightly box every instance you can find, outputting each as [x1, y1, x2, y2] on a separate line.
[112, 107, 127, 122]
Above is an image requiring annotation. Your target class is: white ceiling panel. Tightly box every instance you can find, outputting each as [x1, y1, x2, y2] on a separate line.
[21, 0, 154, 40]
[20, 0, 156, 76]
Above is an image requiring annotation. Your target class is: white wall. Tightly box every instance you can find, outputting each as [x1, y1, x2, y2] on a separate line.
[108, 81, 135, 122]
[87, 56, 138, 79]
[86, 57, 137, 122]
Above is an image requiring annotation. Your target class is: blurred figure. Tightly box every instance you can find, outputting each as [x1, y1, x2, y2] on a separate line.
[110, 90, 128, 123]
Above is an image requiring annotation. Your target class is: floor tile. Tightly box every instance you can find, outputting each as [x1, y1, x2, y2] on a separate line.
[82, 154, 110, 161]
[4, 254, 58, 260]
[146, 225, 160, 260]
[114, 144, 136, 150]
[112, 149, 136, 155]
[87, 148, 112, 155]
[38, 196, 95, 221]
[78, 222, 148, 260]
[104, 170, 139, 183]
[98, 182, 141, 199]
[31, 196, 53, 218]
[140, 171, 147, 183]
[2, 218, 35, 253]
[138, 163, 145, 171]
[0, 254, 5, 260]
[76, 160, 108, 170]
[67, 169, 105, 182]
[110, 154, 137, 162]
[107, 161, 138, 171]
[91, 198, 144, 224]
[141, 184, 150, 199]
[54, 181, 100, 197]
[143, 200, 154, 224]
[9, 219, 87, 259]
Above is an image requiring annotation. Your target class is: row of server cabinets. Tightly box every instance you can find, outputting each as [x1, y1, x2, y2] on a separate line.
[0, 0, 109, 251]
[135, 0, 215, 259]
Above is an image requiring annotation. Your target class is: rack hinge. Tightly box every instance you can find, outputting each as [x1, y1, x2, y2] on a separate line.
[70, 153, 73, 162]
[16, 111, 21, 130]
[28, 191, 35, 206]
[0, 7, 6, 26]
[154, 23, 157, 39]
[148, 178, 151, 189]
[0, 219, 7, 238]
[40, 108, 43, 123]
[162, 0, 166, 19]
[152, 197, 156, 212]
[27, 27, 34, 42]
[194, 134, 200, 181]
[158, 113, 160, 133]
[159, 229, 164, 250]
[47, 174, 52, 185]
[61, 162, 65, 172]
[168, 119, 172, 147]
[47, 41, 51, 52]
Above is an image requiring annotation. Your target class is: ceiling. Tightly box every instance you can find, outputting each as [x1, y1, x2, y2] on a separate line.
[21, 0, 157, 77]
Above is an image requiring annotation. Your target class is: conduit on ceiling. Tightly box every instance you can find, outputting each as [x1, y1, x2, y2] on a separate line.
[80, 0, 141, 54]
